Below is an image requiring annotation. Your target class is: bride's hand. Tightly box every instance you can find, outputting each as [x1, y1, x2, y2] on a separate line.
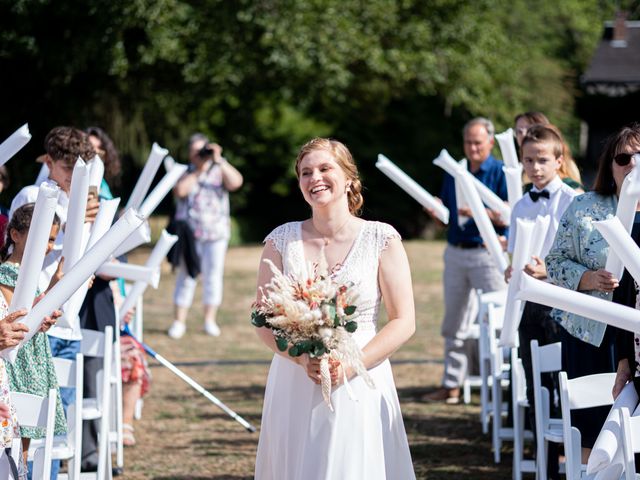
[329, 359, 354, 386]
[298, 354, 322, 384]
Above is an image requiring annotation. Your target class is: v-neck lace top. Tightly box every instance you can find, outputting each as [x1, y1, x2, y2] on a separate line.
[264, 220, 400, 331]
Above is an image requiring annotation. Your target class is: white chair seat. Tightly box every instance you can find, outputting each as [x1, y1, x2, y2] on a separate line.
[544, 421, 564, 443]
[82, 398, 101, 420]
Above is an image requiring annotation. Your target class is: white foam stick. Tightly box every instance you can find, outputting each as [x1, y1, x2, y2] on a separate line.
[0, 209, 144, 363]
[163, 155, 176, 172]
[595, 217, 640, 288]
[499, 219, 535, 347]
[9, 183, 60, 313]
[88, 156, 105, 190]
[376, 154, 449, 224]
[138, 163, 188, 218]
[587, 382, 638, 474]
[456, 171, 509, 272]
[517, 274, 640, 333]
[59, 198, 122, 324]
[35, 163, 49, 186]
[112, 221, 151, 258]
[118, 230, 178, 318]
[0, 123, 31, 166]
[529, 215, 551, 259]
[433, 149, 511, 223]
[455, 159, 470, 227]
[503, 165, 523, 208]
[56, 159, 91, 328]
[97, 263, 160, 288]
[125, 142, 169, 211]
[496, 128, 520, 168]
[605, 160, 640, 279]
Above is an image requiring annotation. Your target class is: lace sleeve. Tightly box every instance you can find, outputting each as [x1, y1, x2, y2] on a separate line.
[376, 222, 401, 254]
[263, 222, 297, 256]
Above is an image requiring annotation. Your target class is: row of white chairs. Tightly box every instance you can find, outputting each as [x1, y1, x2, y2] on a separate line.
[470, 289, 636, 480]
[8, 325, 119, 480]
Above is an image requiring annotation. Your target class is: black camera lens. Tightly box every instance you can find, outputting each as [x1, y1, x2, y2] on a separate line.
[198, 145, 214, 158]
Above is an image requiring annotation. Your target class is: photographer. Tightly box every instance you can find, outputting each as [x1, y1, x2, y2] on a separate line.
[168, 133, 243, 339]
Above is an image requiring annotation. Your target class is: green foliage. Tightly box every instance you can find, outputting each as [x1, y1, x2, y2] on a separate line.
[0, 0, 618, 238]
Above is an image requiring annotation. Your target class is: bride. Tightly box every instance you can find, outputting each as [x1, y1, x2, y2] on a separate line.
[254, 138, 416, 479]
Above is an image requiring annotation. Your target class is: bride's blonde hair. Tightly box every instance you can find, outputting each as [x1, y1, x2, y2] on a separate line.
[295, 138, 364, 215]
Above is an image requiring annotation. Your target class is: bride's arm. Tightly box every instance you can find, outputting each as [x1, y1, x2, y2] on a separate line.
[254, 240, 323, 382]
[361, 236, 416, 370]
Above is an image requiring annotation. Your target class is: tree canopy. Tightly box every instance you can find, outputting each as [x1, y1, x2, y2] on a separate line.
[0, 0, 621, 239]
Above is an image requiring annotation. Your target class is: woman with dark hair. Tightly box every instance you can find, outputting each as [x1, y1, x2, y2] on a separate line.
[85, 126, 122, 188]
[545, 122, 640, 461]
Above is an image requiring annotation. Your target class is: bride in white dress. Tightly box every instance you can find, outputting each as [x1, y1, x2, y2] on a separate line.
[254, 138, 416, 480]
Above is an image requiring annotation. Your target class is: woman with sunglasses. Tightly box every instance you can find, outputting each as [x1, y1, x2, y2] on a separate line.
[545, 122, 640, 462]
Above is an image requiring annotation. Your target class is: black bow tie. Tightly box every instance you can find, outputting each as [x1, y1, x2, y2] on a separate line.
[529, 189, 550, 202]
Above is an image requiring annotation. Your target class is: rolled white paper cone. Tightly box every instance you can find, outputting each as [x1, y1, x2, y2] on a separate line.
[499, 218, 535, 347]
[35, 163, 49, 186]
[125, 142, 169, 211]
[503, 165, 523, 208]
[433, 149, 511, 223]
[496, 129, 520, 168]
[61, 158, 90, 272]
[593, 461, 623, 480]
[587, 382, 638, 474]
[595, 217, 640, 287]
[86, 198, 121, 251]
[9, 183, 60, 313]
[455, 159, 470, 227]
[376, 154, 449, 224]
[530, 215, 551, 259]
[88, 156, 105, 189]
[163, 155, 176, 172]
[456, 171, 509, 272]
[112, 221, 151, 258]
[605, 164, 640, 280]
[516, 274, 640, 333]
[138, 163, 188, 219]
[0, 209, 144, 363]
[118, 230, 178, 318]
[0, 123, 31, 166]
[97, 263, 160, 289]
[58, 198, 124, 325]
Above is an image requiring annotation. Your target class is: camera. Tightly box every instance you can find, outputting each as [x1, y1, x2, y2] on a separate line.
[197, 144, 214, 158]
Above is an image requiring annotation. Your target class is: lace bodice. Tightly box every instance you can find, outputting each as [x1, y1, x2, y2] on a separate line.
[265, 221, 400, 331]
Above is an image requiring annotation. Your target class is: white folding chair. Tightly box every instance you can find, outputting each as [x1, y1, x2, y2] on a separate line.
[619, 406, 640, 480]
[475, 289, 508, 434]
[11, 389, 57, 480]
[127, 286, 145, 420]
[559, 371, 617, 480]
[511, 347, 535, 479]
[81, 326, 113, 480]
[487, 302, 513, 463]
[531, 340, 563, 480]
[109, 317, 124, 471]
[33, 353, 84, 480]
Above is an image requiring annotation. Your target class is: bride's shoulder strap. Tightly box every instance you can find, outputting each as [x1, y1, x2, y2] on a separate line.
[263, 221, 301, 256]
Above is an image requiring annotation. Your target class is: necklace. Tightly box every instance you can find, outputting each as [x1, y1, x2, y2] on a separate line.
[311, 216, 353, 247]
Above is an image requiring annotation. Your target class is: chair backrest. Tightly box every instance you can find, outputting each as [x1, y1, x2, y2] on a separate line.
[11, 389, 56, 480]
[80, 328, 108, 357]
[620, 407, 640, 480]
[487, 303, 507, 376]
[559, 371, 617, 480]
[511, 347, 527, 404]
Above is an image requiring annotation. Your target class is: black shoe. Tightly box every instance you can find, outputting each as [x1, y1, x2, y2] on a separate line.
[113, 467, 124, 476]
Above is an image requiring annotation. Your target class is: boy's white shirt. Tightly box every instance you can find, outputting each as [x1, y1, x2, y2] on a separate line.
[507, 175, 578, 259]
[9, 179, 81, 341]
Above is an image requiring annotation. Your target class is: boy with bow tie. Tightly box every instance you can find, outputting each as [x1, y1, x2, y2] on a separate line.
[505, 123, 579, 479]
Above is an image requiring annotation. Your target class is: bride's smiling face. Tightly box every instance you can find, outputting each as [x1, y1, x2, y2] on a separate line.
[298, 150, 349, 209]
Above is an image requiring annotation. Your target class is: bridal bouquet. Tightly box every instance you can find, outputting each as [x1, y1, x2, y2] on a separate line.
[251, 258, 375, 411]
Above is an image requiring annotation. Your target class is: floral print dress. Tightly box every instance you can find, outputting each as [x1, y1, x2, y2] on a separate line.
[0, 263, 66, 438]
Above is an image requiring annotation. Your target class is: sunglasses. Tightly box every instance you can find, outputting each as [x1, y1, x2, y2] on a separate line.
[614, 152, 640, 167]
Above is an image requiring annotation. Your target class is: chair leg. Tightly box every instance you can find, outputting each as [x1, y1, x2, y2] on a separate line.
[492, 379, 502, 463]
[463, 379, 471, 404]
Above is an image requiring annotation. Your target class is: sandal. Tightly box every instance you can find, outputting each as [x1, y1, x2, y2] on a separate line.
[123, 423, 136, 447]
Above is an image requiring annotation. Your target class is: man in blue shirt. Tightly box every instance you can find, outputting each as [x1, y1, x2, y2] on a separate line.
[426, 117, 508, 404]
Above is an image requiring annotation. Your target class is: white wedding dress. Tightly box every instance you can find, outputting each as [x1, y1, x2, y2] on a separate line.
[255, 220, 416, 480]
